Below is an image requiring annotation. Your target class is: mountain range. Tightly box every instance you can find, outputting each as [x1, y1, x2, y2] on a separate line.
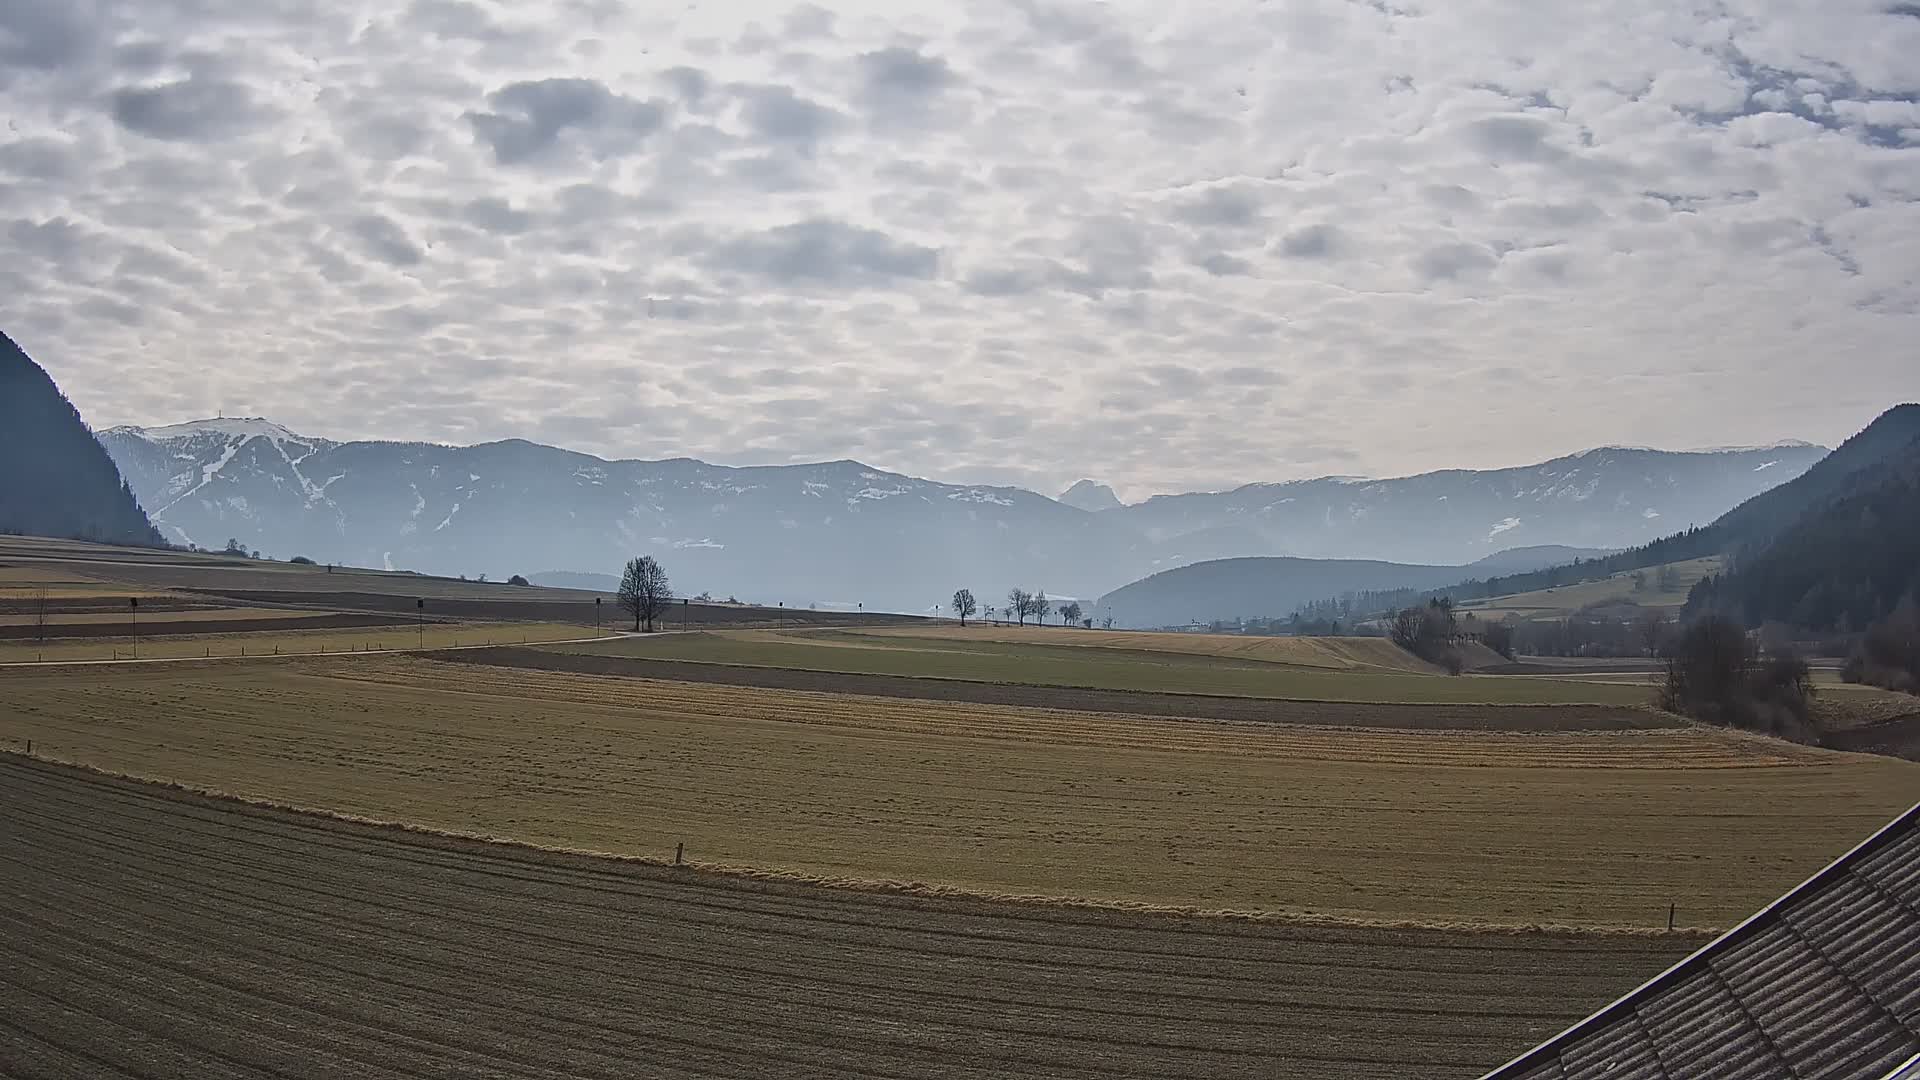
[96, 415, 1825, 613]
[1112, 404, 1919, 631]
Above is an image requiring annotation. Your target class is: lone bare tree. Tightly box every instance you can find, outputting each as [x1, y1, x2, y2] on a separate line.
[1032, 590, 1052, 627]
[951, 588, 978, 626]
[1008, 588, 1031, 627]
[618, 556, 673, 632]
[1059, 601, 1083, 627]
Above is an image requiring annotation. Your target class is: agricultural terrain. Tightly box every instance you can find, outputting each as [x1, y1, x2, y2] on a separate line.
[1457, 556, 1723, 621]
[5, 655, 1913, 927]
[542, 627, 1653, 705]
[0, 752, 1701, 1080]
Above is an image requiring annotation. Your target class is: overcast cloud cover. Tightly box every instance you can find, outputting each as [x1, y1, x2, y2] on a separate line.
[3, 0, 1918, 498]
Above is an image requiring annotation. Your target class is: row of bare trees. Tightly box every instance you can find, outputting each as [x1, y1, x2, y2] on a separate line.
[950, 588, 1085, 628]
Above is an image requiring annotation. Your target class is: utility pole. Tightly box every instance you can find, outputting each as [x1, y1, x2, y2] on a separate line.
[416, 598, 425, 649]
[595, 596, 602, 631]
[130, 597, 139, 658]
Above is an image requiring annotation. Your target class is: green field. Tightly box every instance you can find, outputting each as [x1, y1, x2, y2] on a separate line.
[544, 629, 1657, 705]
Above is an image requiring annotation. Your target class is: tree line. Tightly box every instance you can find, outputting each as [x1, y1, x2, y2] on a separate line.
[950, 588, 1088, 628]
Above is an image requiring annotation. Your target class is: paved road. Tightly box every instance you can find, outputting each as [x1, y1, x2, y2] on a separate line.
[0, 756, 1692, 1079]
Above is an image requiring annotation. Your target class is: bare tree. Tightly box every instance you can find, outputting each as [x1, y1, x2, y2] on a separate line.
[1032, 590, 1052, 627]
[1636, 610, 1668, 657]
[1060, 601, 1083, 627]
[618, 556, 673, 632]
[951, 588, 978, 626]
[1008, 588, 1031, 627]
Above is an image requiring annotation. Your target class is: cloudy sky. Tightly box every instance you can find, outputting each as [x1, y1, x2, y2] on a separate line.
[3, 0, 1918, 499]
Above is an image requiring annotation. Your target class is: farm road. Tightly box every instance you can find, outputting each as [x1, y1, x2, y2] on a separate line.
[0, 756, 1696, 1079]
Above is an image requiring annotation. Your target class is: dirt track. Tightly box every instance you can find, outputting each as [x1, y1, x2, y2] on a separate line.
[0, 755, 1697, 1079]
[449, 646, 1675, 731]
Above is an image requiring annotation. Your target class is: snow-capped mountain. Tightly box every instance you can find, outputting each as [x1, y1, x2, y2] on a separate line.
[1102, 444, 1830, 566]
[98, 419, 1828, 612]
[99, 419, 1146, 611]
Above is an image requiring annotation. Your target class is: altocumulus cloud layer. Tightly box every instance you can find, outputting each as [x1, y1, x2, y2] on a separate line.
[3, 0, 1918, 497]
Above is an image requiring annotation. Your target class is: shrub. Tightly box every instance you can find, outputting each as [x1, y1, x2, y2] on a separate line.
[1659, 615, 1818, 740]
[289, 555, 315, 565]
[508, 574, 531, 587]
[1843, 599, 1920, 695]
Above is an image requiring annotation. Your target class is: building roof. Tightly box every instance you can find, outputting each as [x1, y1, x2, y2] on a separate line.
[1484, 802, 1920, 1080]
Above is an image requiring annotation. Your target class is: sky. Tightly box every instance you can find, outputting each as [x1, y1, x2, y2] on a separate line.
[3, 0, 1918, 501]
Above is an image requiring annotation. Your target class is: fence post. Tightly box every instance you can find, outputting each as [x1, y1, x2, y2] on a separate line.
[1668, 904, 1675, 931]
[675, 842, 684, 866]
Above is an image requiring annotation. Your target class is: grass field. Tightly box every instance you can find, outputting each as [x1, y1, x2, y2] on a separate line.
[0, 622, 599, 663]
[862, 625, 1455, 672]
[1459, 556, 1724, 620]
[5, 655, 1913, 928]
[0, 757, 1704, 1079]
[544, 628, 1656, 705]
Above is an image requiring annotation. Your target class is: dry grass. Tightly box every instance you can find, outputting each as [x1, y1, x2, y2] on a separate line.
[1459, 556, 1724, 620]
[552, 629, 1654, 705]
[4, 655, 1912, 929]
[0, 606, 341, 628]
[865, 624, 1448, 672]
[0, 621, 596, 663]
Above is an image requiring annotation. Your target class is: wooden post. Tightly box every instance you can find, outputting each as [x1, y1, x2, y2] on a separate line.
[1667, 904, 1675, 931]
[675, 842, 684, 866]
[24, 740, 30, 756]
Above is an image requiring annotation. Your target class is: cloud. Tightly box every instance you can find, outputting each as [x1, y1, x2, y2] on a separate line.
[704, 219, 938, 285]
[1, 0, 1916, 502]
[345, 214, 425, 266]
[1276, 224, 1341, 258]
[736, 84, 843, 147]
[858, 46, 956, 104]
[465, 78, 665, 163]
[110, 75, 273, 141]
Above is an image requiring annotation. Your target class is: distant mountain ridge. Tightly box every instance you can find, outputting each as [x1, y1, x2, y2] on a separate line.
[1059, 480, 1123, 513]
[100, 417, 1826, 612]
[1107, 443, 1828, 565]
[0, 332, 162, 547]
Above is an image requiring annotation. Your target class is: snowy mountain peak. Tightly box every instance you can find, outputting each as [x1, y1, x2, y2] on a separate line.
[113, 417, 310, 445]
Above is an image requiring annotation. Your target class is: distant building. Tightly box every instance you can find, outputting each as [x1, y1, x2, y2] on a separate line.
[1483, 802, 1920, 1079]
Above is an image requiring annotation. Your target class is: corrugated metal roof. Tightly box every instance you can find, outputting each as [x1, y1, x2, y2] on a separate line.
[1485, 803, 1920, 1080]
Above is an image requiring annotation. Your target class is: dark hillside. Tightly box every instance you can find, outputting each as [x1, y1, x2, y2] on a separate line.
[1688, 432, 1920, 631]
[0, 331, 163, 546]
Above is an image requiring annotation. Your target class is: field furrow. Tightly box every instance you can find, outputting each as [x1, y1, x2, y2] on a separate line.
[0, 757, 1700, 1079]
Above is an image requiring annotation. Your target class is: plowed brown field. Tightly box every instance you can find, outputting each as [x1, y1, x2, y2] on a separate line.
[4, 656, 1914, 928]
[0, 756, 1702, 1079]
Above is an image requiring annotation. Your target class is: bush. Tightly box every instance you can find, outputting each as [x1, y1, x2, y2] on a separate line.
[508, 574, 531, 587]
[1388, 598, 1463, 675]
[1659, 615, 1818, 740]
[289, 555, 315, 565]
[1843, 599, 1920, 695]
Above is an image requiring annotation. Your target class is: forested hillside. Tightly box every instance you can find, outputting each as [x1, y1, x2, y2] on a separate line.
[0, 331, 163, 547]
[1687, 431, 1920, 632]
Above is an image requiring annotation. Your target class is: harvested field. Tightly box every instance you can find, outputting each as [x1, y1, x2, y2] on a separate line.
[864, 626, 1452, 672]
[4, 656, 1914, 927]
[0, 622, 597, 663]
[0, 756, 1704, 1079]
[545, 630, 1654, 705]
[459, 646, 1674, 731]
[189, 589, 920, 629]
[0, 610, 409, 640]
